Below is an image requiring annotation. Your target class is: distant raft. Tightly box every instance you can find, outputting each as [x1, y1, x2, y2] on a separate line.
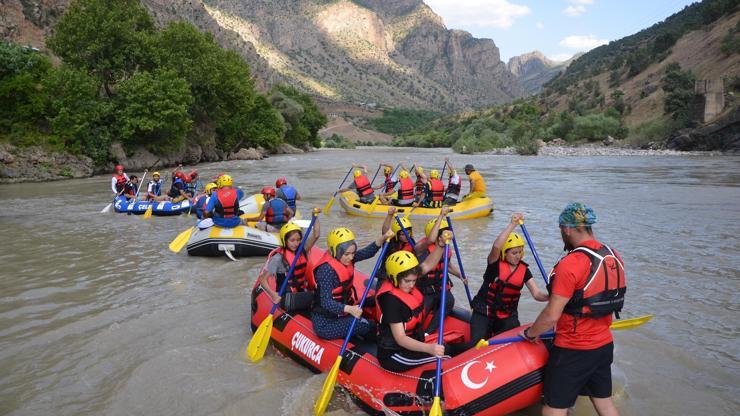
[338, 191, 494, 220]
[113, 196, 192, 216]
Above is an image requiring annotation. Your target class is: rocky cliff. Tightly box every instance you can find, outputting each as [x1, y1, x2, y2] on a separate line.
[2, 0, 520, 112]
[508, 51, 575, 95]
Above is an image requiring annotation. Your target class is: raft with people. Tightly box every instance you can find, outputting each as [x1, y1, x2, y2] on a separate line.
[249, 245, 548, 415]
[112, 195, 194, 216]
[338, 190, 494, 220]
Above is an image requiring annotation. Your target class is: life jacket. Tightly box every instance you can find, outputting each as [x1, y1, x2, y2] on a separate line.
[168, 177, 185, 198]
[265, 198, 289, 225]
[267, 247, 309, 293]
[185, 180, 198, 196]
[148, 179, 162, 197]
[194, 195, 208, 219]
[384, 174, 395, 193]
[354, 175, 373, 197]
[416, 244, 452, 294]
[124, 182, 138, 199]
[428, 179, 445, 202]
[398, 177, 415, 200]
[278, 185, 298, 211]
[214, 187, 239, 218]
[312, 251, 357, 316]
[376, 281, 431, 349]
[483, 261, 529, 319]
[113, 174, 127, 193]
[414, 177, 425, 196]
[446, 176, 461, 197]
[549, 244, 626, 319]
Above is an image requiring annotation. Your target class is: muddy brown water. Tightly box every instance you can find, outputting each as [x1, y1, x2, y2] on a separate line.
[0, 148, 738, 415]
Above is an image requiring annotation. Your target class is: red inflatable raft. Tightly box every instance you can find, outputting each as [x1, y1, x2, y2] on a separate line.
[249, 247, 549, 415]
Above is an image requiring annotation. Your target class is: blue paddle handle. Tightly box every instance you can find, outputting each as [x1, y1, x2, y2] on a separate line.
[369, 165, 381, 188]
[434, 243, 451, 398]
[440, 160, 447, 179]
[337, 167, 354, 190]
[394, 215, 416, 248]
[519, 223, 549, 285]
[445, 217, 473, 306]
[391, 163, 401, 177]
[487, 330, 555, 346]
[268, 214, 318, 315]
[338, 240, 391, 356]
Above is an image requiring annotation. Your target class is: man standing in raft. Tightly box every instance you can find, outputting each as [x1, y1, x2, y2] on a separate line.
[311, 227, 394, 340]
[521, 203, 626, 416]
[111, 165, 128, 195]
[462, 164, 486, 200]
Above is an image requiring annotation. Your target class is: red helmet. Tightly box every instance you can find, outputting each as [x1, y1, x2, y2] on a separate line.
[175, 171, 186, 180]
[189, 170, 198, 178]
[115, 165, 124, 172]
[261, 186, 276, 197]
[275, 177, 287, 187]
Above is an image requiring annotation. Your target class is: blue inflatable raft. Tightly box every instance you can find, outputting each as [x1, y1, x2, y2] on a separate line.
[113, 196, 193, 216]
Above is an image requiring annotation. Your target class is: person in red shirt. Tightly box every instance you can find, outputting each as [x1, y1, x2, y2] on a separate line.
[521, 203, 625, 416]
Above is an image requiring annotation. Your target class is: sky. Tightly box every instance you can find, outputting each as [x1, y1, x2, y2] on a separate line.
[424, 0, 699, 63]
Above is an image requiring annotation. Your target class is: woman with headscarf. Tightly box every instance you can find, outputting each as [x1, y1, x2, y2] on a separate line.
[311, 227, 394, 340]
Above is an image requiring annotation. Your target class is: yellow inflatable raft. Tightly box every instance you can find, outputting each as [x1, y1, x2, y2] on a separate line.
[338, 191, 494, 220]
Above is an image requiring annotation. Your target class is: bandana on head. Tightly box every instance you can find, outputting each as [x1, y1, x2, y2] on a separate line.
[334, 240, 356, 260]
[559, 203, 597, 228]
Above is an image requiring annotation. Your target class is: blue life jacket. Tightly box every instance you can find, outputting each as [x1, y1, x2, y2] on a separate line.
[279, 185, 298, 210]
[194, 196, 208, 219]
[169, 178, 185, 198]
[265, 198, 288, 225]
[149, 179, 162, 196]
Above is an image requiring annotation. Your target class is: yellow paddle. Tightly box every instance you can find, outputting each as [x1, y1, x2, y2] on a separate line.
[323, 166, 354, 214]
[168, 225, 195, 253]
[246, 210, 320, 363]
[143, 204, 153, 219]
[314, 239, 391, 416]
[403, 204, 417, 219]
[474, 314, 654, 349]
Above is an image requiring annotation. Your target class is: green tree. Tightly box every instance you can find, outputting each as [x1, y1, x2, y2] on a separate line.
[272, 85, 327, 147]
[113, 70, 193, 153]
[220, 94, 285, 151]
[661, 63, 696, 122]
[47, 0, 156, 97]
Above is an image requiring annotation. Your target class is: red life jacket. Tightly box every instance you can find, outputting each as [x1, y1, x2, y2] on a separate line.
[354, 175, 373, 197]
[415, 177, 425, 196]
[416, 244, 452, 294]
[485, 261, 529, 319]
[266, 247, 309, 293]
[113, 174, 127, 193]
[214, 187, 239, 218]
[398, 178, 415, 200]
[376, 280, 429, 342]
[446, 176, 461, 196]
[555, 245, 627, 318]
[384, 174, 395, 193]
[312, 251, 357, 316]
[265, 198, 288, 225]
[429, 179, 445, 202]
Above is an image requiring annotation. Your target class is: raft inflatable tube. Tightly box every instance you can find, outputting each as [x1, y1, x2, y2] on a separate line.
[186, 224, 280, 258]
[250, 248, 547, 416]
[338, 191, 494, 220]
[113, 196, 192, 216]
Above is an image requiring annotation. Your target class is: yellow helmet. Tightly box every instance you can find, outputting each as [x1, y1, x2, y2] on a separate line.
[205, 182, 218, 196]
[391, 216, 412, 235]
[152, 171, 160, 177]
[353, 169, 363, 178]
[415, 166, 424, 175]
[425, 218, 449, 238]
[501, 232, 525, 260]
[385, 251, 420, 286]
[449, 169, 456, 177]
[217, 174, 233, 188]
[383, 166, 392, 174]
[398, 170, 409, 179]
[279, 222, 303, 247]
[327, 227, 355, 257]
[430, 169, 440, 179]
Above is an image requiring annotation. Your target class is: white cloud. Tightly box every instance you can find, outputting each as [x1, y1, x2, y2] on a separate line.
[563, 5, 586, 16]
[548, 53, 573, 62]
[425, 0, 531, 29]
[559, 34, 608, 50]
[536, 21, 544, 29]
[567, 0, 594, 4]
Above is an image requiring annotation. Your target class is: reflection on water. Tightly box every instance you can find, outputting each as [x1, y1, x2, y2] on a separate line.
[0, 149, 738, 415]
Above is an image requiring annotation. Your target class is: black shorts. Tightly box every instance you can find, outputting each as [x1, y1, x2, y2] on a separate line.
[543, 342, 614, 409]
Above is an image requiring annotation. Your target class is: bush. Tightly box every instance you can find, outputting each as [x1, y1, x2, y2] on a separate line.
[323, 133, 355, 149]
[571, 114, 627, 141]
[662, 63, 696, 122]
[627, 118, 681, 146]
[452, 130, 511, 153]
[367, 108, 442, 135]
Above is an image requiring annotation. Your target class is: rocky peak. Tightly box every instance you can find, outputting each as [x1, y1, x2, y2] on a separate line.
[507, 51, 556, 76]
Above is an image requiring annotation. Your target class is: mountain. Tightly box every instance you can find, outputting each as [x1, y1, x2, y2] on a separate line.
[1, 0, 520, 112]
[507, 51, 577, 95]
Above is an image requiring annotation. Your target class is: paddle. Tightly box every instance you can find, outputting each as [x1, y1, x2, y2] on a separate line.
[394, 215, 416, 248]
[314, 239, 391, 416]
[444, 216, 474, 307]
[440, 160, 447, 179]
[101, 188, 124, 213]
[168, 223, 197, 253]
[475, 314, 654, 349]
[518, 220, 549, 285]
[365, 195, 380, 214]
[246, 210, 320, 363]
[429, 234, 452, 416]
[323, 166, 354, 213]
[403, 204, 417, 219]
[369, 164, 382, 188]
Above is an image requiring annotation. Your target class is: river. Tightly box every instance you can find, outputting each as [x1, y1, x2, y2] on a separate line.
[0, 147, 738, 416]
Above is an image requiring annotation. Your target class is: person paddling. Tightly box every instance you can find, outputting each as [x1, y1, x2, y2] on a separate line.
[205, 174, 245, 228]
[254, 186, 294, 232]
[258, 217, 321, 305]
[194, 182, 217, 220]
[521, 203, 626, 416]
[379, 169, 416, 207]
[122, 175, 140, 201]
[310, 227, 394, 341]
[337, 167, 376, 204]
[168, 171, 191, 203]
[376, 207, 418, 288]
[275, 177, 301, 212]
[423, 169, 445, 208]
[146, 172, 170, 202]
[111, 164, 129, 195]
[443, 158, 461, 205]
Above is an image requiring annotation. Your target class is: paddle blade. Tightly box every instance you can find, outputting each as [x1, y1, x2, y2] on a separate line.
[168, 227, 193, 253]
[314, 356, 342, 416]
[475, 339, 489, 350]
[143, 205, 153, 219]
[101, 203, 112, 213]
[366, 196, 379, 214]
[403, 207, 413, 219]
[611, 314, 653, 330]
[429, 396, 443, 416]
[323, 196, 335, 214]
[246, 315, 274, 362]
